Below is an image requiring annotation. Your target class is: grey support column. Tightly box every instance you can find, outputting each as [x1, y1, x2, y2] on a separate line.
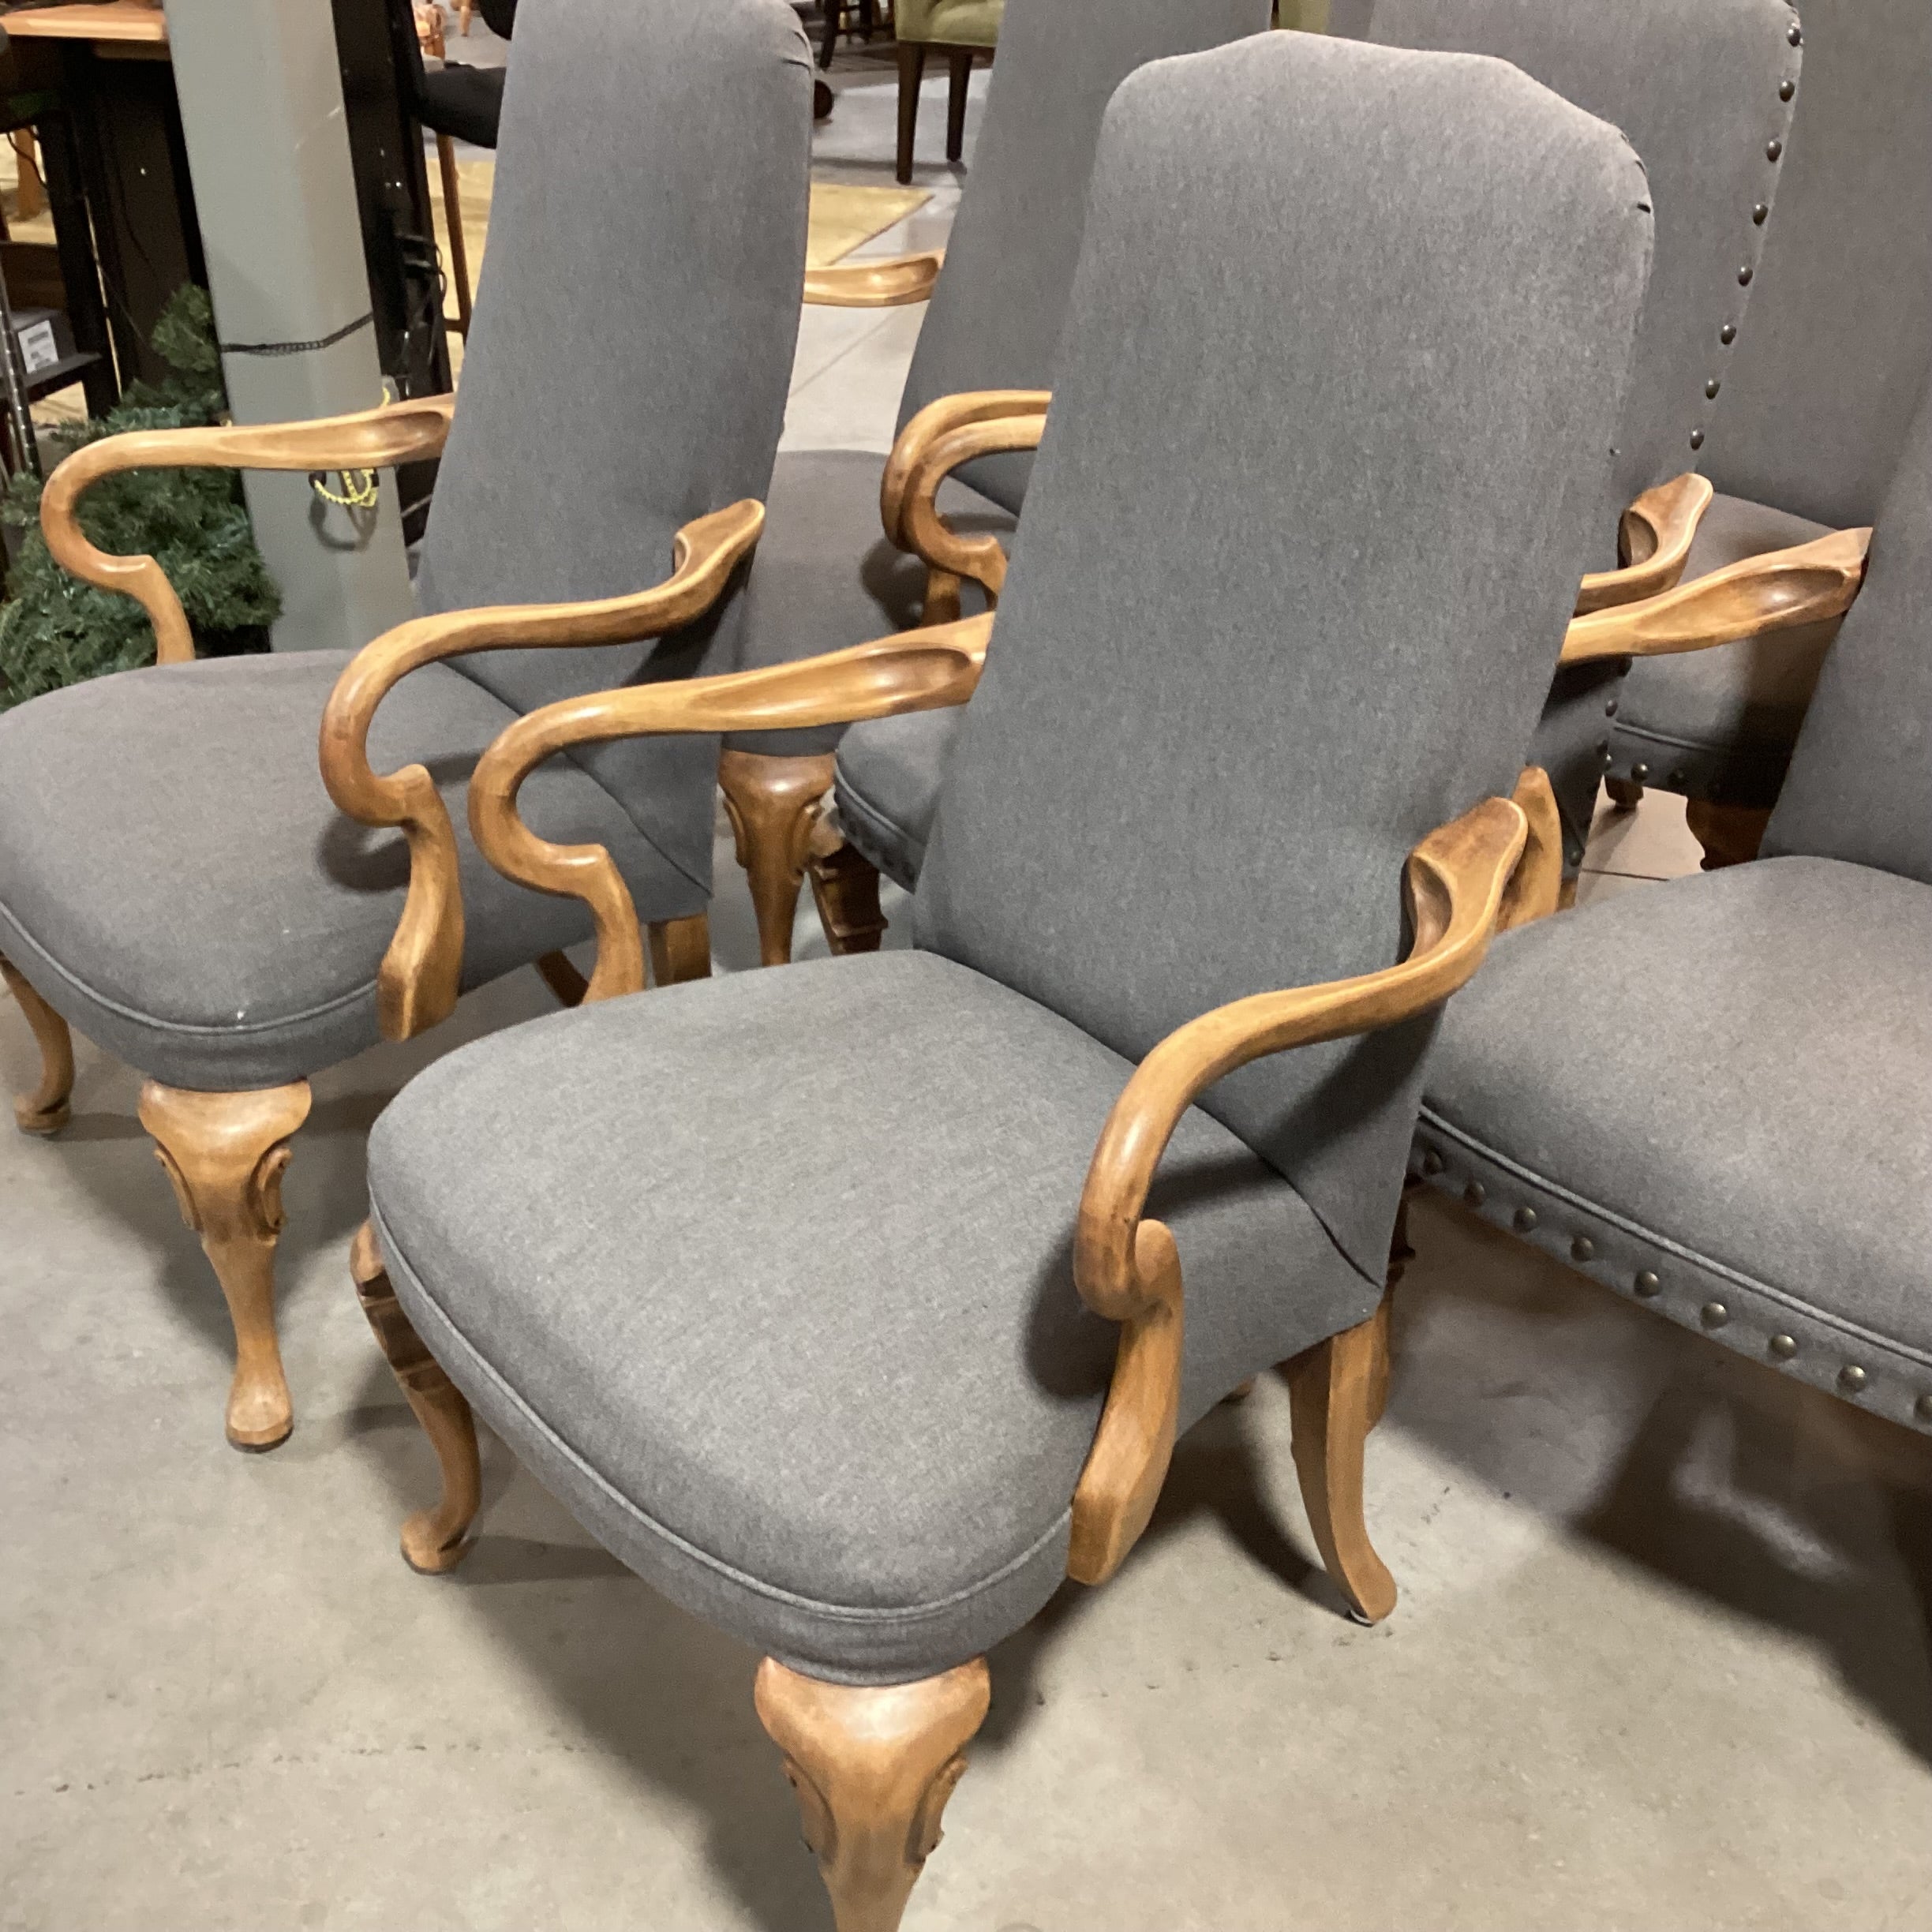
[163, 0, 415, 653]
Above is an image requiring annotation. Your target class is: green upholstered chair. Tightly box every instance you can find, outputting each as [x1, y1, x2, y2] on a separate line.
[890, 0, 1002, 182]
[354, 34, 1650, 1929]
[1413, 369, 1932, 1451]
[0, 0, 810, 1451]
[1605, 0, 1932, 868]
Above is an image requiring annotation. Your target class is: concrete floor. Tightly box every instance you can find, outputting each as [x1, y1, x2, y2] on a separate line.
[6, 44, 1932, 1932]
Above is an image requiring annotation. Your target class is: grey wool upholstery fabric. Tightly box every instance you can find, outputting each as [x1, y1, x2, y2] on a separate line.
[366, 33, 1651, 1684]
[915, 32, 1652, 1285]
[415, 0, 811, 886]
[1368, 0, 1800, 869]
[726, 0, 1267, 762]
[0, 654, 702, 1091]
[369, 953, 1368, 1683]
[0, 0, 809, 1091]
[1612, 0, 1932, 807]
[1417, 379, 1932, 1433]
[833, 706, 959, 889]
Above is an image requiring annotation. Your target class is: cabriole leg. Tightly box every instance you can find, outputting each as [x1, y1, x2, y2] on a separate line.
[1685, 798, 1772, 871]
[1282, 1307, 1397, 1625]
[2, 957, 75, 1136]
[755, 1656, 990, 1932]
[350, 1220, 481, 1574]
[138, 1078, 312, 1451]
[719, 748, 838, 968]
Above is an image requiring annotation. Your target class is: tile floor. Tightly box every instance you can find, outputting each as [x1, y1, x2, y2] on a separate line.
[3, 40, 1929, 1932]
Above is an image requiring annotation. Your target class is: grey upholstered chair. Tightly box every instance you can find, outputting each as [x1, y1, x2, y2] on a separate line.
[0, 0, 809, 1451]
[1606, 0, 1932, 868]
[1359, 0, 1801, 880]
[1412, 368, 1932, 1445]
[815, 0, 1801, 931]
[354, 34, 1650, 1926]
[717, 0, 1270, 966]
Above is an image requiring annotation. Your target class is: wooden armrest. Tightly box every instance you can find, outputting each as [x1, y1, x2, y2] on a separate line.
[468, 612, 993, 1003]
[1559, 524, 1870, 667]
[803, 250, 945, 308]
[317, 500, 765, 1043]
[1065, 773, 1547, 1586]
[1574, 473, 1714, 615]
[39, 396, 456, 665]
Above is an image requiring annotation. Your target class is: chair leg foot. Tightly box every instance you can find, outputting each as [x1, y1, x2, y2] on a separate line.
[351, 1220, 481, 1574]
[1685, 799, 1772, 871]
[755, 1655, 990, 1932]
[896, 42, 925, 184]
[1603, 775, 1644, 811]
[646, 912, 713, 987]
[945, 49, 971, 163]
[2, 957, 75, 1136]
[1282, 1305, 1397, 1625]
[138, 1078, 312, 1451]
[719, 748, 837, 968]
[807, 821, 889, 956]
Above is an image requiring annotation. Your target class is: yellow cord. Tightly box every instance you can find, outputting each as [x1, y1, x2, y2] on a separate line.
[309, 468, 380, 509]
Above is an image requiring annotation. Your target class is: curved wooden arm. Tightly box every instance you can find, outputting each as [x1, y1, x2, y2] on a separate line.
[880, 389, 1050, 552]
[1559, 524, 1870, 667]
[803, 250, 944, 308]
[39, 396, 457, 665]
[317, 500, 765, 1042]
[469, 611, 994, 1002]
[1574, 473, 1714, 616]
[1065, 780, 1536, 1586]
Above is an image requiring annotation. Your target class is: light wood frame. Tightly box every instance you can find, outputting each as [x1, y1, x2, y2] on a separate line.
[1573, 472, 1714, 614]
[803, 253, 945, 309]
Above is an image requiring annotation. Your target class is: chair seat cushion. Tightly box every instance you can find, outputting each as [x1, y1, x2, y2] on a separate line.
[893, 0, 1003, 48]
[833, 704, 958, 889]
[1416, 856, 1932, 1431]
[366, 949, 1376, 1683]
[723, 447, 1013, 758]
[417, 62, 506, 148]
[0, 653, 702, 1091]
[1609, 490, 1835, 804]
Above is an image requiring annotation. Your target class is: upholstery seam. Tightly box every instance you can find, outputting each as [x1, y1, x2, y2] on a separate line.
[370, 1198, 1078, 1626]
[1417, 1103, 1932, 1370]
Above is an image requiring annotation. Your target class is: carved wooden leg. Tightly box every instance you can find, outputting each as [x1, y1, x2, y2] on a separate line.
[719, 748, 838, 968]
[646, 912, 713, 987]
[2, 957, 75, 1136]
[755, 1656, 990, 1932]
[807, 818, 889, 957]
[895, 42, 926, 185]
[1282, 1309, 1397, 1625]
[350, 1220, 481, 1574]
[1685, 798, 1773, 871]
[945, 49, 972, 164]
[1603, 775, 1644, 811]
[137, 1079, 312, 1451]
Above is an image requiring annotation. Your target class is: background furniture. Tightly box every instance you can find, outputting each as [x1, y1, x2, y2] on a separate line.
[723, 0, 1270, 968]
[359, 34, 1649, 1930]
[891, 0, 1000, 182]
[0, 0, 809, 1452]
[1607, 0, 1932, 866]
[1360, 0, 1800, 878]
[1413, 369, 1930, 1443]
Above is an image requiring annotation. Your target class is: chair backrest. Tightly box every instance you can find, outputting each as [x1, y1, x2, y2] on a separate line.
[893, 0, 1271, 515]
[1762, 376, 1932, 886]
[414, 0, 810, 750]
[1368, 0, 1798, 572]
[1698, 0, 1932, 527]
[913, 33, 1651, 1279]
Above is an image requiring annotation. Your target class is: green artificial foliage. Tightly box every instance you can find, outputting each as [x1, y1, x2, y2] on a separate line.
[0, 285, 282, 708]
